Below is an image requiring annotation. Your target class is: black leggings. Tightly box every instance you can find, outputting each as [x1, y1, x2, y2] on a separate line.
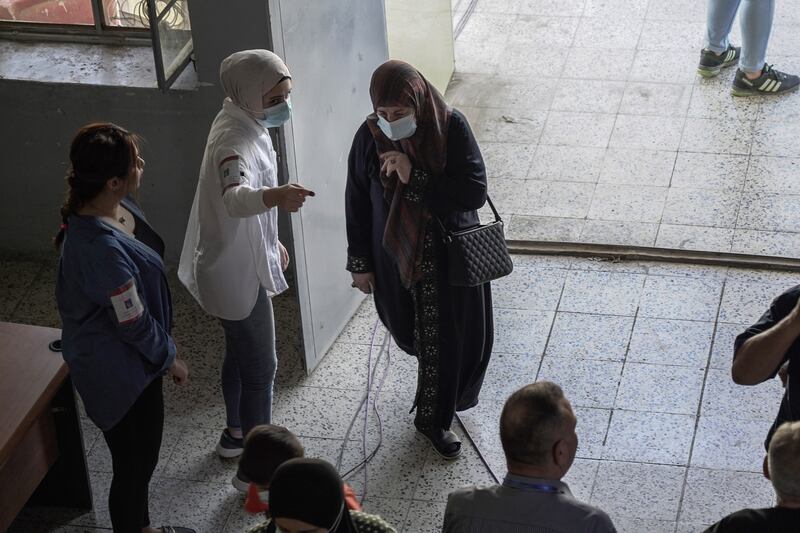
[102, 376, 164, 533]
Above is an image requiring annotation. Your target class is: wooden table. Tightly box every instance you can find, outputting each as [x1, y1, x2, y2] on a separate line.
[0, 322, 91, 531]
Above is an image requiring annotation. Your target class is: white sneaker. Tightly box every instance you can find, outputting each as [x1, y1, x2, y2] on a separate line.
[231, 471, 249, 493]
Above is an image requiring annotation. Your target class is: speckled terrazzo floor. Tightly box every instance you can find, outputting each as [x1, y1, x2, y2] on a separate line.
[4, 254, 793, 533]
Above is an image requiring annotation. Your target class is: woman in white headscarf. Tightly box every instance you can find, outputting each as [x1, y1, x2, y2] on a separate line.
[179, 49, 314, 491]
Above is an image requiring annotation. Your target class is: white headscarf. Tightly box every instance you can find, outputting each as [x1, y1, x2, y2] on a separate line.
[219, 49, 291, 116]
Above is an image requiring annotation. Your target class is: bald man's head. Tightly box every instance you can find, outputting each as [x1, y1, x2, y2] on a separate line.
[768, 421, 800, 502]
[500, 381, 578, 473]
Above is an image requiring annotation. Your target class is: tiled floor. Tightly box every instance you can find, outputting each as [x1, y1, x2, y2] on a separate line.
[5, 254, 795, 533]
[452, 0, 800, 257]
[7, 2, 800, 530]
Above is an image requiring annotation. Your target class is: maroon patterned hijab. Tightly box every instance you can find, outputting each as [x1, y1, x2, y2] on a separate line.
[366, 60, 452, 287]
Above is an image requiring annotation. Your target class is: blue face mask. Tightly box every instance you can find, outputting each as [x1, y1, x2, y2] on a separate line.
[377, 113, 417, 141]
[258, 98, 292, 128]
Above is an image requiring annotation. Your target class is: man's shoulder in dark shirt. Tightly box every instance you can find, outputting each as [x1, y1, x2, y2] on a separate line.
[734, 284, 800, 356]
[703, 507, 800, 533]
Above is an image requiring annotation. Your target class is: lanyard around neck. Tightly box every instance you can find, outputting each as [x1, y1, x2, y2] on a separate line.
[503, 476, 562, 494]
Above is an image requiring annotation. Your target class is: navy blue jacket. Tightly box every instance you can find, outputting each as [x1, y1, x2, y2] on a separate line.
[56, 198, 175, 431]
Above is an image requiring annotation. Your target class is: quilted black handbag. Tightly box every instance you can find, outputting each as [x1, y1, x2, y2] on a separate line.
[437, 196, 513, 287]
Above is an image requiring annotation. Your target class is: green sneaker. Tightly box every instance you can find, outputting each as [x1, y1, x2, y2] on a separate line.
[697, 45, 740, 78]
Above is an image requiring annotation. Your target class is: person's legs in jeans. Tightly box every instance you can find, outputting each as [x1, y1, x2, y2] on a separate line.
[707, 0, 775, 75]
[706, 0, 742, 54]
[102, 377, 164, 533]
[220, 289, 277, 440]
[739, 0, 775, 75]
[221, 329, 243, 437]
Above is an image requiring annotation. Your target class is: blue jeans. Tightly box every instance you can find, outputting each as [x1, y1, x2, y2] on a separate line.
[706, 0, 775, 72]
[219, 288, 277, 438]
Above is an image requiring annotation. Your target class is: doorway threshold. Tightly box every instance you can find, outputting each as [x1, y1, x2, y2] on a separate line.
[508, 240, 800, 273]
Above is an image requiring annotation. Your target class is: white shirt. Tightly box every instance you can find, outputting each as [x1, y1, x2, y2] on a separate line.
[179, 99, 288, 320]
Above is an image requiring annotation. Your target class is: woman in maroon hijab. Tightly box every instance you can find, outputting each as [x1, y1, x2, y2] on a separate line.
[345, 60, 494, 459]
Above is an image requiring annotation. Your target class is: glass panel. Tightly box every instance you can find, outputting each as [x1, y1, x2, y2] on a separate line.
[386, 0, 454, 93]
[105, 0, 148, 28]
[0, 0, 95, 25]
[152, 0, 191, 84]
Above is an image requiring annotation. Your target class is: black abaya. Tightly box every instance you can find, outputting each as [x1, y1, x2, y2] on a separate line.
[345, 109, 494, 431]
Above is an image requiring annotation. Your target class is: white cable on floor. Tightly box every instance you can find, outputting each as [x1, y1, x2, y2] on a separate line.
[453, 0, 480, 39]
[334, 320, 381, 472]
[355, 327, 392, 504]
[335, 319, 501, 504]
[336, 319, 392, 503]
[454, 413, 501, 484]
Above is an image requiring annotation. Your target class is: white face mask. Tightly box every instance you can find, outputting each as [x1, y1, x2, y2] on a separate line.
[377, 113, 417, 141]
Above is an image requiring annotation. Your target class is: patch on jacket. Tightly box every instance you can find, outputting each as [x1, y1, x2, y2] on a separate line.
[110, 278, 144, 325]
[219, 155, 245, 190]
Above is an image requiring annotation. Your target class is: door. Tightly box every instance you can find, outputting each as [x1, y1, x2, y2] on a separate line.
[268, 0, 389, 372]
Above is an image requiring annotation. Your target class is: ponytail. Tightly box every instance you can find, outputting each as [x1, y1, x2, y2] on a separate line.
[53, 171, 82, 250]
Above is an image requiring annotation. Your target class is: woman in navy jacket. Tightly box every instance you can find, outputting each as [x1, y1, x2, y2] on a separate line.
[55, 123, 193, 533]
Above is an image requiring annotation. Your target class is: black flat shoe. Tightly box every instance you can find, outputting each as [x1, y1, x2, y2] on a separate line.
[161, 527, 197, 533]
[416, 426, 462, 460]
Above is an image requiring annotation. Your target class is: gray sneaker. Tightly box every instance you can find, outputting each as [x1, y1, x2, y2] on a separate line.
[731, 64, 800, 96]
[215, 428, 243, 458]
[697, 45, 740, 78]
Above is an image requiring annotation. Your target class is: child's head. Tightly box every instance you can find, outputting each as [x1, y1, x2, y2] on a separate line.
[239, 424, 304, 488]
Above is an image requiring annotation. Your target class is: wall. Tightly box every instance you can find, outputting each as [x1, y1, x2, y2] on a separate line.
[0, 1, 274, 263]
